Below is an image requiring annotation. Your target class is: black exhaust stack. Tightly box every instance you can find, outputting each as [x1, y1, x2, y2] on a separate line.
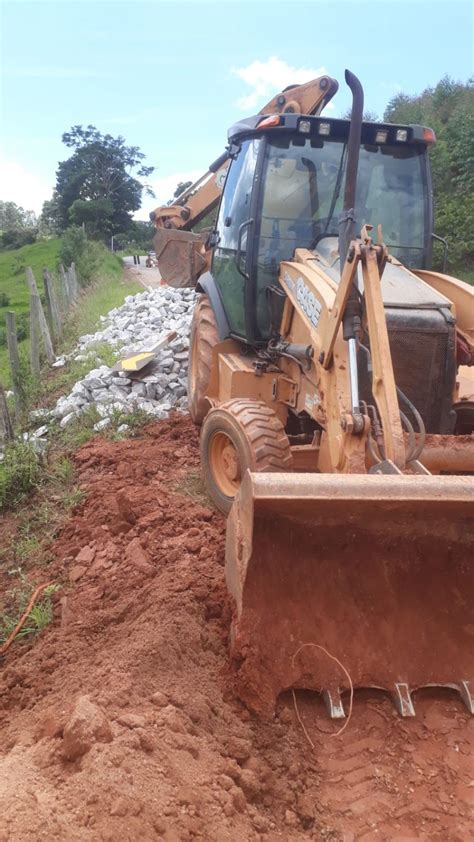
[338, 70, 364, 341]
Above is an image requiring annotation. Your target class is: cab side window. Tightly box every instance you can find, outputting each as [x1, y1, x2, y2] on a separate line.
[212, 139, 260, 337]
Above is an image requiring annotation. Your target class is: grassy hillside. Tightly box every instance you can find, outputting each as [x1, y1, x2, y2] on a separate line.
[0, 239, 61, 315]
[0, 240, 141, 385]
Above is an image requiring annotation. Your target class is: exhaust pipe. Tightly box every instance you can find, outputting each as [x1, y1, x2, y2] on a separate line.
[338, 70, 364, 269]
[338, 71, 364, 419]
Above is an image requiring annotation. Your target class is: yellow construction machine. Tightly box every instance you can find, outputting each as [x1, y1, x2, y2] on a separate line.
[151, 71, 474, 720]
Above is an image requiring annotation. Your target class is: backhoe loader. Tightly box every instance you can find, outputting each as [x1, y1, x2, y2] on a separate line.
[151, 71, 474, 719]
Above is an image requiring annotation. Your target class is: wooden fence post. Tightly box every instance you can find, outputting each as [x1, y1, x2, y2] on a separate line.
[71, 262, 78, 294]
[5, 311, 24, 421]
[66, 267, 74, 303]
[43, 267, 63, 341]
[59, 263, 70, 309]
[29, 293, 41, 378]
[0, 381, 14, 441]
[68, 263, 79, 302]
[25, 267, 55, 365]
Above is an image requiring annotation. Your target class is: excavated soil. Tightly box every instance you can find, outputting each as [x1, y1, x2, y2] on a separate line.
[0, 415, 472, 841]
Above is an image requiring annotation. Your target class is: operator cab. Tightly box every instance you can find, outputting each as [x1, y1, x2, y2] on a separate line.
[211, 113, 435, 343]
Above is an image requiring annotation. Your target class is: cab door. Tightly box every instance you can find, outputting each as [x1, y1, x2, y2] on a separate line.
[211, 138, 261, 340]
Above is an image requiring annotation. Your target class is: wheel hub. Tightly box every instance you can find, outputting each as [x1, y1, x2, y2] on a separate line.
[221, 443, 239, 481]
[209, 432, 241, 497]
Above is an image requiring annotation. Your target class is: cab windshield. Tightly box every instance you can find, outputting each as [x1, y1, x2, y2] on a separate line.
[211, 133, 430, 342]
[251, 135, 428, 337]
[258, 135, 428, 269]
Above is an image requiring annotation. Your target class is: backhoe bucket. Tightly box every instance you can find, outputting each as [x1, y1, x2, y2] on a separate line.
[153, 228, 208, 288]
[226, 472, 474, 718]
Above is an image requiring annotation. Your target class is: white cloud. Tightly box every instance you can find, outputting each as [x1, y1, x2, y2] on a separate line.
[232, 56, 328, 111]
[0, 159, 52, 214]
[135, 170, 203, 220]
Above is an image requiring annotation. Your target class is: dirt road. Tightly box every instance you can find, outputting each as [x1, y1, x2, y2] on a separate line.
[0, 416, 472, 840]
[122, 255, 162, 290]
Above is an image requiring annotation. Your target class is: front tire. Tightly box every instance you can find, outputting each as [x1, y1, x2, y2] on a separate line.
[200, 399, 293, 513]
[188, 295, 220, 425]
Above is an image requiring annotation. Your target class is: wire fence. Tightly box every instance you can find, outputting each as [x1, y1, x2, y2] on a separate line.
[0, 263, 79, 439]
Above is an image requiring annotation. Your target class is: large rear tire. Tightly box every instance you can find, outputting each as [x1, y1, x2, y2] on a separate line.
[200, 399, 293, 513]
[188, 295, 220, 425]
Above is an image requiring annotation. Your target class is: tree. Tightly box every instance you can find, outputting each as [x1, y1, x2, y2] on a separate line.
[0, 202, 38, 249]
[384, 76, 474, 269]
[342, 108, 379, 122]
[39, 193, 62, 237]
[0, 201, 37, 231]
[51, 125, 155, 237]
[173, 181, 193, 199]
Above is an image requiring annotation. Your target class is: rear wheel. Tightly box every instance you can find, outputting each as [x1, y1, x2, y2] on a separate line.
[188, 295, 219, 425]
[200, 399, 293, 513]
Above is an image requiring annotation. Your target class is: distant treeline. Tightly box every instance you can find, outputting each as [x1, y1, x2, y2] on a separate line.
[385, 76, 474, 269]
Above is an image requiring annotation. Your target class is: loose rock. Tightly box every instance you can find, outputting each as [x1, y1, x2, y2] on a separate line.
[62, 695, 113, 761]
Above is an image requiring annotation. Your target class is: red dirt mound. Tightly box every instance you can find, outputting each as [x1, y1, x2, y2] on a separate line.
[0, 415, 472, 841]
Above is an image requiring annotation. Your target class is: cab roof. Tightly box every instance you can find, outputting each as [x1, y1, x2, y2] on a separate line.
[227, 113, 436, 148]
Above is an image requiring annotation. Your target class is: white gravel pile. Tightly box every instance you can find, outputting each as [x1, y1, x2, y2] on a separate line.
[47, 286, 197, 432]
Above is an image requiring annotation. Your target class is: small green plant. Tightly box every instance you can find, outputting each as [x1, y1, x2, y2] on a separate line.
[0, 442, 42, 510]
[173, 469, 210, 505]
[59, 228, 111, 287]
[61, 485, 85, 510]
[109, 405, 150, 437]
[51, 456, 75, 485]
[0, 578, 60, 646]
[0, 292, 11, 307]
[11, 254, 27, 276]
[55, 405, 100, 448]
[14, 533, 41, 561]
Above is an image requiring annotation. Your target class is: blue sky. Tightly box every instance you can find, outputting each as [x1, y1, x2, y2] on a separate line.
[1, 0, 473, 218]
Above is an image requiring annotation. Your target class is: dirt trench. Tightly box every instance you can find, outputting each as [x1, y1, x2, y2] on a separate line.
[0, 415, 472, 841]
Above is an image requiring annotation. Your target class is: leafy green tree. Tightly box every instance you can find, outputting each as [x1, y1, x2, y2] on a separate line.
[68, 198, 115, 237]
[342, 108, 379, 122]
[0, 202, 38, 248]
[52, 125, 155, 237]
[385, 76, 474, 268]
[173, 180, 193, 199]
[39, 193, 63, 236]
[0, 201, 37, 231]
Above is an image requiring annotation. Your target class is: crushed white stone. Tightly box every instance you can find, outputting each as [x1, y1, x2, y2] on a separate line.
[50, 286, 198, 425]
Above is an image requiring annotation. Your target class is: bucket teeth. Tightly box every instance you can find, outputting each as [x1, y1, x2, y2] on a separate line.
[322, 688, 346, 719]
[459, 681, 474, 715]
[393, 683, 416, 717]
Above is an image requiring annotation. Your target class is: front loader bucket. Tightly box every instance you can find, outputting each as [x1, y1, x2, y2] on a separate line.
[226, 472, 474, 719]
[153, 228, 208, 288]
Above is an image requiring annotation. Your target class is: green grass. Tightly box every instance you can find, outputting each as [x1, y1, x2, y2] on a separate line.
[61, 249, 141, 346]
[0, 574, 61, 648]
[0, 242, 141, 385]
[0, 238, 61, 314]
[173, 469, 211, 506]
[0, 441, 43, 509]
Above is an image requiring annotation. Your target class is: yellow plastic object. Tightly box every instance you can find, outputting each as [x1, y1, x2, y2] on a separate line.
[118, 352, 156, 372]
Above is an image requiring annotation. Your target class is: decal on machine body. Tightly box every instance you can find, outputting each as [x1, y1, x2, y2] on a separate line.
[283, 272, 321, 328]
